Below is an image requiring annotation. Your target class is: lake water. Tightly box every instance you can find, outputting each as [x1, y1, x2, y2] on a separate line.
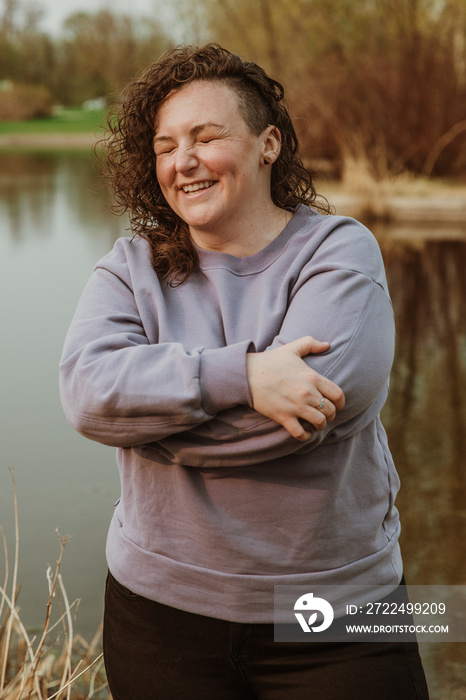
[0, 151, 465, 697]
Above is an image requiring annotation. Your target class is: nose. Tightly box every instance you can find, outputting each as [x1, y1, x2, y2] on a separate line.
[175, 144, 198, 173]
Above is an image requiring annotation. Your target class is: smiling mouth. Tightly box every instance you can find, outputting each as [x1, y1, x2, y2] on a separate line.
[182, 181, 215, 193]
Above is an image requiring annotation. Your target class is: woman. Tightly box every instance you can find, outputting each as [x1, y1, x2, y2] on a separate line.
[59, 44, 429, 698]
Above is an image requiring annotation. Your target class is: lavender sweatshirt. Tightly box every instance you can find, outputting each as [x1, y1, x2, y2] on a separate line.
[59, 205, 402, 622]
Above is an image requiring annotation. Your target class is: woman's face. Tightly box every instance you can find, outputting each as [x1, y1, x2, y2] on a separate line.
[154, 80, 277, 242]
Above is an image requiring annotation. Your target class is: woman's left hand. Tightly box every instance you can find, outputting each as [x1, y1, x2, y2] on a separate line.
[246, 336, 345, 441]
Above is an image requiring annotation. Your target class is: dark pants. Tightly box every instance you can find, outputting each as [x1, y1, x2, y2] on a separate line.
[103, 571, 429, 699]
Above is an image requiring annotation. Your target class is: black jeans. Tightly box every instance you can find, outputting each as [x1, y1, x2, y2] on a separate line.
[103, 571, 429, 699]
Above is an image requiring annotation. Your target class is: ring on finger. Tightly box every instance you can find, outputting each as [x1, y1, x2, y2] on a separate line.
[316, 398, 325, 410]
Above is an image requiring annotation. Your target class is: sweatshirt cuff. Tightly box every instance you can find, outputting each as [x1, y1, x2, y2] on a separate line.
[199, 340, 255, 415]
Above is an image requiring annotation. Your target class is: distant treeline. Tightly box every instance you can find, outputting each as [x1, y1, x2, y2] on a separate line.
[1, 0, 466, 178]
[0, 0, 171, 116]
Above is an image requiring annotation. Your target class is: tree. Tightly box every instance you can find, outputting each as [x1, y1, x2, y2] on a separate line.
[55, 10, 171, 105]
[0, 1, 173, 107]
[174, 0, 466, 178]
[0, 0, 55, 118]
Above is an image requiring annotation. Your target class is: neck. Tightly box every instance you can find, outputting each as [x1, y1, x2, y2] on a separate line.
[190, 204, 292, 257]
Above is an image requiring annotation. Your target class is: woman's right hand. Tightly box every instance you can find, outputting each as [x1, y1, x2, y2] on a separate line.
[246, 336, 345, 442]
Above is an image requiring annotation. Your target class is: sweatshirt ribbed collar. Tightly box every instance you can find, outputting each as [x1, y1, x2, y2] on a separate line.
[194, 205, 310, 275]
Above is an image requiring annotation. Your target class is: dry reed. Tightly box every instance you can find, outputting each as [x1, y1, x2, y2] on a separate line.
[0, 472, 110, 699]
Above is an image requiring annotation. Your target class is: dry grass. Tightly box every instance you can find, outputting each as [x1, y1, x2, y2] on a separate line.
[317, 156, 466, 224]
[338, 157, 433, 214]
[0, 473, 110, 699]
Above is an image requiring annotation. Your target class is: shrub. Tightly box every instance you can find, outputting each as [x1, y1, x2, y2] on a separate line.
[0, 85, 54, 122]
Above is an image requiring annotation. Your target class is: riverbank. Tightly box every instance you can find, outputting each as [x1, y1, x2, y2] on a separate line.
[0, 132, 98, 149]
[319, 177, 466, 225]
[0, 109, 106, 150]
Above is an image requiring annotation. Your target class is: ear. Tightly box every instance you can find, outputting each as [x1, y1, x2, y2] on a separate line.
[261, 125, 281, 166]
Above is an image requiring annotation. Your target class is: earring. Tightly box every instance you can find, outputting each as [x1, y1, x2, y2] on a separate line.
[264, 158, 271, 165]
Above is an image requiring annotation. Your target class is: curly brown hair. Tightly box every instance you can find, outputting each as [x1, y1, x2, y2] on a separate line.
[104, 43, 330, 284]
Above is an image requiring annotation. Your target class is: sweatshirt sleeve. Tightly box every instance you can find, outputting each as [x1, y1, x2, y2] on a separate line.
[59, 240, 253, 447]
[152, 221, 395, 467]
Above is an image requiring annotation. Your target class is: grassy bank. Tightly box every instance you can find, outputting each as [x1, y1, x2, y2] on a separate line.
[0, 108, 107, 137]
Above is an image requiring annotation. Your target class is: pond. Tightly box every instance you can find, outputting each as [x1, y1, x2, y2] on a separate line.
[0, 151, 465, 698]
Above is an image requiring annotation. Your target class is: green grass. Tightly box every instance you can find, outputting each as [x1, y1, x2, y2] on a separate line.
[0, 108, 108, 135]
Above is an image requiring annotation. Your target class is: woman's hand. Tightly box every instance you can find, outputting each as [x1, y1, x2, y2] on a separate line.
[246, 336, 345, 442]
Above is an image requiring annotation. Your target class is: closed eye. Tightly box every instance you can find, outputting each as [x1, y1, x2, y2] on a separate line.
[153, 137, 176, 156]
[154, 145, 177, 158]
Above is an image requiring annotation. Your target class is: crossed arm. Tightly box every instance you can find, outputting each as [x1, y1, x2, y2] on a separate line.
[59, 268, 343, 450]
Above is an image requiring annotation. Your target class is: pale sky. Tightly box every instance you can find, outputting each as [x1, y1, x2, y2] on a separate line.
[35, 0, 180, 36]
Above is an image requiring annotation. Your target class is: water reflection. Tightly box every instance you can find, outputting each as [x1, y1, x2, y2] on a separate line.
[373, 232, 466, 586]
[0, 151, 122, 245]
[0, 153, 465, 697]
